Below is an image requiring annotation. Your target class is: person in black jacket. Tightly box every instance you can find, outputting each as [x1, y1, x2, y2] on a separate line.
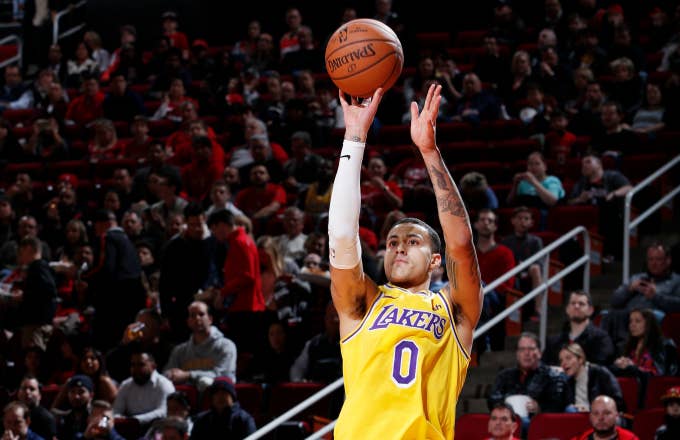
[190, 376, 256, 440]
[10, 236, 57, 352]
[558, 343, 624, 413]
[83, 209, 146, 351]
[487, 332, 568, 436]
[542, 291, 615, 366]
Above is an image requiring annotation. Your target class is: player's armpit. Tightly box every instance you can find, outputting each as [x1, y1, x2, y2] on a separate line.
[330, 265, 379, 337]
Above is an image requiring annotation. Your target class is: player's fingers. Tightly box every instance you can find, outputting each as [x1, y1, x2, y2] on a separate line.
[423, 83, 435, 112]
[410, 101, 419, 124]
[368, 88, 384, 110]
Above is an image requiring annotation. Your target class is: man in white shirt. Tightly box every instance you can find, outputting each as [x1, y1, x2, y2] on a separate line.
[113, 351, 175, 428]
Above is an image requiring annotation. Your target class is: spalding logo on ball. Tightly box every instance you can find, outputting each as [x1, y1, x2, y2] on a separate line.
[325, 18, 404, 98]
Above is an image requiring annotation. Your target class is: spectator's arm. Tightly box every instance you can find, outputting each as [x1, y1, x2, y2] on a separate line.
[611, 283, 635, 309]
[290, 340, 311, 382]
[8, 89, 34, 110]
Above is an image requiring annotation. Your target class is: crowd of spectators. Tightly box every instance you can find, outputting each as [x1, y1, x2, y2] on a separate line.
[0, 0, 679, 438]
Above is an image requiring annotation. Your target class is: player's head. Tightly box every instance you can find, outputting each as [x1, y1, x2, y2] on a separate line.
[384, 218, 442, 288]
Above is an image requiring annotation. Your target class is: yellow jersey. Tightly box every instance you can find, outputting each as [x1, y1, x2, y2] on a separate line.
[334, 284, 470, 440]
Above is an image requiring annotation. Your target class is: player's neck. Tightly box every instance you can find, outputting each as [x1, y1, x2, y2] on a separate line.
[389, 279, 431, 294]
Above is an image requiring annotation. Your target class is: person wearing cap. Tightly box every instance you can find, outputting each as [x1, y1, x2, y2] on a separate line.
[656, 386, 680, 440]
[190, 376, 256, 440]
[82, 208, 145, 350]
[188, 39, 214, 81]
[162, 11, 189, 60]
[55, 374, 95, 440]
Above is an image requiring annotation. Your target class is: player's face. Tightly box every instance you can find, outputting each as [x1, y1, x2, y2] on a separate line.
[488, 408, 516, 438]
[384, 223, 440, 289]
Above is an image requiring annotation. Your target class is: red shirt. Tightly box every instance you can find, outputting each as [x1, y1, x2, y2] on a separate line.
[234, 183, 287, 218]
[167, 126, 224, 168]
[66, 92, 105, 126]
[477, 243, 516, 293]
[120, 137, 154, 161]
[166, 31, 189, 52]
[570, 426, 639, 440]
[181, 159, 223, 202]
[361, 180, 403, 214]
[221, 227, 265, 312]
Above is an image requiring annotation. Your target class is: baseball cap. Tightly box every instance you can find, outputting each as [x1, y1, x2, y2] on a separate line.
[661, 386, 680, 404]
[67, 374, 94, 392]
[209, 376, 237, 399]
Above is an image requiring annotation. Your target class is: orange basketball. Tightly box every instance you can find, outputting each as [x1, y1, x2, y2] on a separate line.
[325, 18, 403, 98]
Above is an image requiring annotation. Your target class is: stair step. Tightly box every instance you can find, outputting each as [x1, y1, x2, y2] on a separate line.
[463, 397, 490, 413]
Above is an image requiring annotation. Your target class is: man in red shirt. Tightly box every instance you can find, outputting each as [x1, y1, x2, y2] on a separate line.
[474, 208, 516, 350]
[206, 209, 265, 352]
[571, 395, 639, 440]
[180, 136, 223, 203]
[65, 74, 105, 127]
[234, 164, 286, 235]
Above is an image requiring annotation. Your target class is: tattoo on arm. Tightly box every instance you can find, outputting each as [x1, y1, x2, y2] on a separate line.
[429, 165, 466, 218]
[446, 256, 457, 290]
[350, 135, 361, 142]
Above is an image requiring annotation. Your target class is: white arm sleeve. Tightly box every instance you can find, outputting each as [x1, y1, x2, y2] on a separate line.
[328, 139, 365, 269]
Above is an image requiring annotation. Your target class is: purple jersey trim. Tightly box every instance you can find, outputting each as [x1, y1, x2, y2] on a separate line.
[385, 283, 431, 296]
[341, 292, 384, 344]
[436, 290, 470, 360]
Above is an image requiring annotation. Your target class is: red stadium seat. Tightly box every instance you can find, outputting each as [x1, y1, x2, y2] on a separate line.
[451, 161, 509, 185]
[114, 417, 142, 440]
[415, 32, 451, 50]
[377, 124, 410, 145]
[1, 108, 38, 125]
[644, 376, 680, 410]
[267, 382, 329, 420]
[91, 158, 138, 181]
[45, 160, 90, 181]
[454, 29, 488, 47]
[477, 119, 524, 140]
[39, 384, 61, 408]
[455, 413, 491, 440]
[234, 383, 264, 420]
[527, 412, 591, 440]
[546, 205, 599, 234]
[632, 407, 665, 440]
[174, 384, 199, 411]
[2, 162, 43, 182]
[488, 138, 540, 162]
[440, 140, 486, 163]
[617, 377, 639, 414]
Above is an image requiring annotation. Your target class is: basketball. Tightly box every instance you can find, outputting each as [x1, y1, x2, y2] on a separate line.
[325, 18, 404, 98]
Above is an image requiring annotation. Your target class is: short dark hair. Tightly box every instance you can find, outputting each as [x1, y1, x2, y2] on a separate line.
[207, 209, 235, 227]
[167, 391, 191, 410]
[518, 332, 540, 349]
[646, 240, 670, 257]
[491, 402, 517, 420]
[569, 290, 593, 306]
[18, 236, 40, 252]
[391, 217, 441, 254]
[183, 201, 205, 220]
[511, 206, 532, 218]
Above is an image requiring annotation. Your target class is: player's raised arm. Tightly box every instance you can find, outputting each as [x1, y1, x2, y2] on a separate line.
[409, 83, 482, 352]
[328, 88, 383, 337]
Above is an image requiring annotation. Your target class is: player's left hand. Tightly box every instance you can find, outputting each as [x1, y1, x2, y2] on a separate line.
[410, 83, 442, 154]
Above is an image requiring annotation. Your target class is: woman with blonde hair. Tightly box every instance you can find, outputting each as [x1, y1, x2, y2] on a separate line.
[559, 342, 624, 412]
[256, 235, 304, 315]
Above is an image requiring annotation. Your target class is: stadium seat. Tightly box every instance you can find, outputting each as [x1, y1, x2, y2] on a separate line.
[45, 160, 90, 181]
[376, 124, 410, 145]
[2, 162, 43, 182]
[488, 138, 540, 162]
[1, 108, 38, 125]
[415, 31, 451, 49]
[546, 205, 599, 234]
[477, 119, 524, 140]
[451, 161, 509, 185]
[617, 376, 639, 414]
[440, 140, 487, 163]
[174, 384, 199, 411]
[39, 384, 61, 408]
[234, 383, 264, 420]
[644, 376, 680, 410]
[632, 407, 665, 440]
[453, 29, 487, 47]
[91, 158, 138, 181]
[267, 382, 330, 420]
[114, 417, 142, 439]
[455, 413, 491, 440]
[527, 412, 591, 440]
[437, 121, 472, 142]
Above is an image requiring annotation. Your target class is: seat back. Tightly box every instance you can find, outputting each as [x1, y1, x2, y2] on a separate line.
[644, 376, 680, 409]
[617, 376, 639, 414]
[455, 413, 491, 440]
[632, 407, 665, 440]
[527, 412, 591, 440]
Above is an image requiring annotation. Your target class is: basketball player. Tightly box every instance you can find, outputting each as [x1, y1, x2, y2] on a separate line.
[330, 83, 482, 439]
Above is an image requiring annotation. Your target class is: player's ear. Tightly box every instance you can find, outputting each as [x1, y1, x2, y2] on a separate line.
[430, 253, 442, 270]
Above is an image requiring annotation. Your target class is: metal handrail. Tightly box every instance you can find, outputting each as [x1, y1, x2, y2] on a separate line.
[622, 154, 680, 283]
[246, 227, 592, 440]
[52, 0, 88, 45]
[0, 35, 22, 69]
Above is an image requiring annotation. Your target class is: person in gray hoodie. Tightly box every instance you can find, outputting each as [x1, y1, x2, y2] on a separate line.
[163, 300, 237, 392]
